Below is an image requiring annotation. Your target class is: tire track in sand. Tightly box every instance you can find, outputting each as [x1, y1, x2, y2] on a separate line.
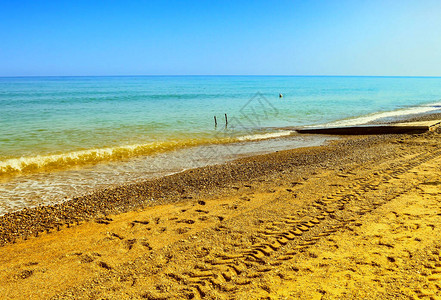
[133, 148, 441, 299]
[51, 144, 441, 299]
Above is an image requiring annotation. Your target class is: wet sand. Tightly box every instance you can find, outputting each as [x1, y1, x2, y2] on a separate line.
[2, 117, 441, 299]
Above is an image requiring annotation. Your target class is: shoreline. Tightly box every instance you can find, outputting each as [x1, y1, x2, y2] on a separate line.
[2, 108, 441, 217]
[1, 101, 441, 215]
[0, 133, 396, 246]
[1, 113, 441, 298]
[1, 112, 441, 246]
[0, 133, 336, 216]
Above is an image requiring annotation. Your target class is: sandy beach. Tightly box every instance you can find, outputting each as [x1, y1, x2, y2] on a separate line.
[1, 117, 441, 299]
[3, 0, 441, 298]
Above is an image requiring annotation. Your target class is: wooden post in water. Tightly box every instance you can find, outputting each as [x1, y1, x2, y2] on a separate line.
[225, 113, 228, 127]
[214, 116, 217, 127]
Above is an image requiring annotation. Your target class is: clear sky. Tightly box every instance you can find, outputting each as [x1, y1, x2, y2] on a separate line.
[1, 0, 440, 76]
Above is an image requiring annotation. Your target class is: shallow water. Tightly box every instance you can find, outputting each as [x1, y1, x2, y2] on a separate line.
[0, 134, 336, 215]
[1, 76, 440, 213]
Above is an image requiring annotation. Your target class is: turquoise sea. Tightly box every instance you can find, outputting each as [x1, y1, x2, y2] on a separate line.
[1, 76, 441, 214]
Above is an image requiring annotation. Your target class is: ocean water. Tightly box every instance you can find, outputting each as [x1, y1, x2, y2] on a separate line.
[1, 76, 441, 214]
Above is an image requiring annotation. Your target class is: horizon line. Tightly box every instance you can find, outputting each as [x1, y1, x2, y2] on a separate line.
[1, 74, 441, 79]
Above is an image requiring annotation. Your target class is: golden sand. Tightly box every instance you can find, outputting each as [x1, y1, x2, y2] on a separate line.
[1, 130, 441, 299]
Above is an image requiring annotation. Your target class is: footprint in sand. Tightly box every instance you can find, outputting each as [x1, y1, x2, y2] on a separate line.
[124, 239, 137, 250]
[108, 232, 124, 240]
[15, 269, 34, 280]
[176, 227, 191, 234]
[129, 219, 151, 228]
[79, 252, 101, 263]
[97, 261, 112, 270]
[176, 219, 196, 224]
[95, 217, 113, 225]
[139, 238, 152, 250]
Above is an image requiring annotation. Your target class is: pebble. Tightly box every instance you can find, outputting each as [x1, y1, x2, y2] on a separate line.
[0, 132, 423, 247]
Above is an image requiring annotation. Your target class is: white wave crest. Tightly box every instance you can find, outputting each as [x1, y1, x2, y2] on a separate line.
[237, 131, 293, 141]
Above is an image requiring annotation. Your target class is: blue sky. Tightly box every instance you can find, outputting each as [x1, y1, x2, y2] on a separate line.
[1, 0, 440, 76]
